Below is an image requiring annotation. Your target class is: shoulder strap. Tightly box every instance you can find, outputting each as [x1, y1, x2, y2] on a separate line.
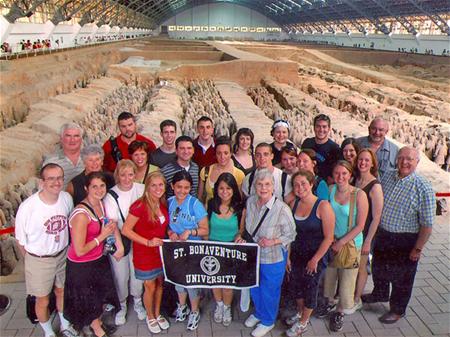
[79, 202, 103, 225]
[142, 164, 151, 183]
[248, 171, 255, 195]
[203, 165, 210, 183]
[109, 136, 123, 163]
[347, 188, 358, 232]
[107, 190, 125, 222]
[292, 197, 300, 214]
[188, 196, 196, 218]
[251, 197, 276, 237]
[281, 172, 288, 198]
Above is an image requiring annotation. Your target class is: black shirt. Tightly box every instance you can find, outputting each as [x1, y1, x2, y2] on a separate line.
[301, 138, 341, 181]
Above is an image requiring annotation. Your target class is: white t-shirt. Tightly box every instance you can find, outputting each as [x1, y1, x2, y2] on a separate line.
[242, 167, 292, 200]
[15, 191, 73, 256]
[103, 183, 145, 229]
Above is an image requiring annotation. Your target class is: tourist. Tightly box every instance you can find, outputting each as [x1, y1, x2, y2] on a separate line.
[198, 136, 245, 204]
[66, 144, 115, 205]
[319, 161, 368, 332]
[285, 170, 335, 337]
[238, 168, 295, 337]
[161, 136, 199, 198]
[208, 172, 245, 326]
[103, 112, 156, 173]
[232, 127, 256, 175]
[270, 119, 296, 167]
[341, 137, 360, 167]
[362, 147, 435, 324]
[301, 114, 341, 184]
[43, 122, 84, 188]
[357, 117, 399, 177]
[122, 171, 170, 334]
[128, 140, 159, 184]
[281, 145, 299, 176]
[192, 116, 216, 169]
[15, 163, 80, 337]
[103, 160, 146, 326]
[242, 143, 293, 202]
[297, 149, 329, 200]
[150, 119, 177, 168]
[167, 170, 209, 331]
[63, 172, 121, 337]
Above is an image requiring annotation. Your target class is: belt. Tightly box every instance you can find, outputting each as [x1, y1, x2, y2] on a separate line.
[27, 248, 66, 259]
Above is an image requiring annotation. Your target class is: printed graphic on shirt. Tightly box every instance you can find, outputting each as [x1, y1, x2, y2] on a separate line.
[44, 215, 68, 243]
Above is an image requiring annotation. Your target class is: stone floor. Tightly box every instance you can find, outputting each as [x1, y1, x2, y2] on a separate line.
[0, 215, 448, 337]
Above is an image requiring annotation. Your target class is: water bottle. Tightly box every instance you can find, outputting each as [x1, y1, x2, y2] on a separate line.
[103, 217, 116, 255]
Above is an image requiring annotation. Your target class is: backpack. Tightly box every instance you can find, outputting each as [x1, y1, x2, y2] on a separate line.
[107, 190, 131, 255]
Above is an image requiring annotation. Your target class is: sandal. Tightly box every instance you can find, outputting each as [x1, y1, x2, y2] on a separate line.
[89, 326, 108, 337]
[146, 317, 162, 334]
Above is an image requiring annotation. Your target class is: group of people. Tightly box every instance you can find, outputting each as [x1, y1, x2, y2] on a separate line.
[15, 111, 436, 337]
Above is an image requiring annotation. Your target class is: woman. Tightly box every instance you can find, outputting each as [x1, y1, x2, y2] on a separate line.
[198, 136, 245, 204]
[167, 170, 209, 331]
[103, 159, 146, 326]
[67, 144, 115, 205]
[207, 173, 245, 327]
[281, 146, 299, 176]
[64, 172, 122, 337]
[321, 161, 368, 332]
[353, 149, 383, 307]
[128, 140, 159, 184]
[121, 171, 170, 334]
[341, 138, 360, 167]
[232, 127, 256, 175]
[297, 149, 329, 200]
[285, 170, 335, 337]
[236, 168, 296, 337]
[270, 119, 296, 167]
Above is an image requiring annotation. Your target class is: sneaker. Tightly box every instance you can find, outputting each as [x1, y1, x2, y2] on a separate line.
[175, 303, 190, 322]
[186, 310, 200, 330]
[115, 304, 127, 326]
[133, 300, 147, 321]
[60, 326, 82, 337]
[342, 300, 363, 315]
[222, 305, 232, 327]
[156, 315, 170, 330]
[315, 302, 337, 318]
[286, 321, 308, 337]
[251, 323, 274, 337]
[244, 314, 260, 328]
[329, 312, 344, 332]
[214, 302, 224, 323]
[146, 317, 162, 334]
[285, 312, 302, 326]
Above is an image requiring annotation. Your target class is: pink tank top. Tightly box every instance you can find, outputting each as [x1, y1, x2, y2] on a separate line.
[67, 206, 104, 262]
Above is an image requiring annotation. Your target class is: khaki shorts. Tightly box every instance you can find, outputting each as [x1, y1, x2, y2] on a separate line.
[25, 249, 67, 297]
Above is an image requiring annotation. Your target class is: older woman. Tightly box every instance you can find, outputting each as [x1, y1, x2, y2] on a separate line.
[270, 119, 296, 167]
[232, 127, 256, 175]
[236, 168, 296, 337]
[103, 159, 146, 326]
[66, 144, 115, 205]
[297, 149, 329, 200]
[128, 141, 159, 184]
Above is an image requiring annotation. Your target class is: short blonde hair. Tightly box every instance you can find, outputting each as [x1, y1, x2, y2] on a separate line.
[114, 159, 137, 184]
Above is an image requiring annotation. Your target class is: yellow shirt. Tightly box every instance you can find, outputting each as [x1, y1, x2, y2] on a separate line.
[199, 164, 245, 203]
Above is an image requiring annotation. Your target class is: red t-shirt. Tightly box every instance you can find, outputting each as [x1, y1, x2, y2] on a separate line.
[129, 199, 168, 272]
[193, 137, 217, 170]
[102, 134, 156, 173]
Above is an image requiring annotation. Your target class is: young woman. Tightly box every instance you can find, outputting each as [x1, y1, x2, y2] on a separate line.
[321, 161, 368, 332]
[353, 149, 383, 307]
[167, 170, 209, 331]
[270, 119, 296, 167]
[207, 173, 245, 326]
[198, 136, 245, 204]
[232, 128, 256, 175]
[128, 141, 159, 184]
[297, 149, 329, 200]
[281, 146, 299, 176]
[341, 138, 360, 167]
[121, 171, 170, 334]
[64, 172, 121, 337]
[285, 170, 335, 337]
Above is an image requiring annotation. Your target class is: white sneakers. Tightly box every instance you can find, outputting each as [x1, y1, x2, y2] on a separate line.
[286, 321, 308, 337]
[342, 300, 363, 315]
[251, 323, 275, 337]
[244, 314, 261, 328]
[115, 303, 127, 326]
[214, 302, 224, 323]
[222, 305, 232, 326]
[133, 299, 147, 321]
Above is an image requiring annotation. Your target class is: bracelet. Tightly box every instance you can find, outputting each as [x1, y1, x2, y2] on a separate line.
[94, 238, 100, 247]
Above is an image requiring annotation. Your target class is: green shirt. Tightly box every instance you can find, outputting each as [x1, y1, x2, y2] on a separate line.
[209, 212, 238, 242]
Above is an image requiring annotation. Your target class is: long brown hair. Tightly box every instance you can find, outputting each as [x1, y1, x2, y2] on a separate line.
[141, 171, 167, 222]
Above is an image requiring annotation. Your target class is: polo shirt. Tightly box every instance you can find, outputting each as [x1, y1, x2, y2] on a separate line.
[43, 149, 84, 188]
[193, 137, 216, 169]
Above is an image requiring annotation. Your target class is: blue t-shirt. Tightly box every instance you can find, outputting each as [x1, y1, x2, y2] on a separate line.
[167, 195, 207, 240]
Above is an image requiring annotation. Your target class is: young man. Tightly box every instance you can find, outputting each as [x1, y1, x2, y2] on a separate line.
[15, 163, 80, 337]
[150, 119, 177, 168]
[192, 116, 217, 169]
[301, 114, 341, 184]
[102, 112, 156, 173]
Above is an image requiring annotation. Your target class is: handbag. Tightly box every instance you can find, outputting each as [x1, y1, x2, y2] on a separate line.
[331, 188, 360, 269]
[242, 200, 273, 243]
[26, 293, 56, 324]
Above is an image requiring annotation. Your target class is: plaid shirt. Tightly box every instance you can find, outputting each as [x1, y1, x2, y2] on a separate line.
[380, 170, 435, 233]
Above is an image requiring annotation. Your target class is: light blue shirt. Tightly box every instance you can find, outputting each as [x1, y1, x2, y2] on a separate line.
[357, 136, 399, 177]
[168, 195, 207, 240]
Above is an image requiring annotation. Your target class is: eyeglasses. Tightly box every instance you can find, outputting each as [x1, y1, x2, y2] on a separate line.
[43, 176, 64, 182]
[172, 207, 181, 223]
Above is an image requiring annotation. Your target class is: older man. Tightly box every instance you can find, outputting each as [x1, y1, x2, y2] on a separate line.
[362, 147, 435, 324]
[43, 123, 84, 188]
[357, 117, 399, 177]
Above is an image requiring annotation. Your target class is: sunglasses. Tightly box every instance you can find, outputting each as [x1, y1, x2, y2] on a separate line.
[172, 207, 181, 223]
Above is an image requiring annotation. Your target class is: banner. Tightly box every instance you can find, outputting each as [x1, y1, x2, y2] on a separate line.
[160, 240, 260, 289]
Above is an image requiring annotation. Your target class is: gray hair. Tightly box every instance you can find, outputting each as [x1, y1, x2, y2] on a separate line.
[81, 144, 104, 161]
[60, 122, 84, 138]
[254, 168, 275, 185]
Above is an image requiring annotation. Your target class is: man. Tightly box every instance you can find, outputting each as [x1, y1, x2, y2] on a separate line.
[242, 143, 292, 202]
[43, 123, 84, 189]
[102, 112, 156, 173]
[301, 114, 341, 184]
[150, 119, 177, 168]
[362, 147, 435, 324]
[161, 136, 199, 198]
[192, 116, 217, 169]
[15, 163, 79, 337]
[357, 117, 399, 177]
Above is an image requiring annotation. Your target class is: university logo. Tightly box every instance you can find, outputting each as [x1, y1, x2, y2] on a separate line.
[200, 255, 220, 275]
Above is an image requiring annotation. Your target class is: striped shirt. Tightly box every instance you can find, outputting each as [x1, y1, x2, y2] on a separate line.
[161, 161, 199, 198]
[43, 149, 84, 189]
[380, 170, 435, 233]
